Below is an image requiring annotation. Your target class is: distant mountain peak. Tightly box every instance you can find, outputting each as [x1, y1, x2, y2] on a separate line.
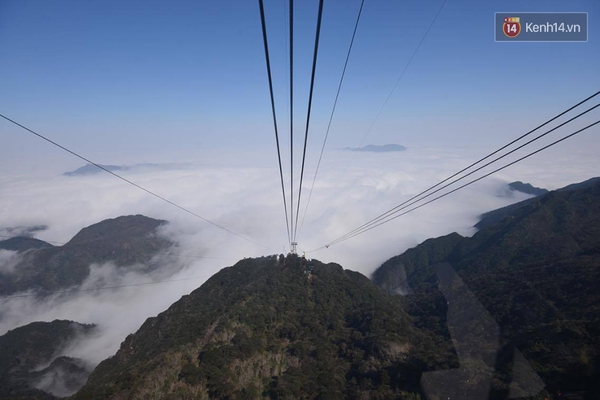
[63, 163, 126, 176]
[63, 162, 192, 177]
[0, 236, 53, 252]
[66, 214, 166, 245]
[480, 177, 597, 230]
[345, 144, 407, 153]
[508, 181, 548, 196]
[0, 214, 172, 298]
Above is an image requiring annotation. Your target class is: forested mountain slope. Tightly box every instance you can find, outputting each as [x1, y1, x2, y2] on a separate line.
[0, 320, 96, 399]
[0, 215, 171, 297]
[74, 255, 456, 399]
[373, 178, 600, 398]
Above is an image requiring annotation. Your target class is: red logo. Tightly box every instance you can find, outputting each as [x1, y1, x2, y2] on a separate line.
[503, 17, 521, 38]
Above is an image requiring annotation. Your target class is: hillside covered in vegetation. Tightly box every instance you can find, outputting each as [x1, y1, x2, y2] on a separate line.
[74, 255, 456, 399]
[0, 320, 96, 399]
[0, 215, 171, 297]
[373, 178, 600, 398]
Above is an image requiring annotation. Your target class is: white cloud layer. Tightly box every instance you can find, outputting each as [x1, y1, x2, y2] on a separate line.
[0, 143, 597, 370]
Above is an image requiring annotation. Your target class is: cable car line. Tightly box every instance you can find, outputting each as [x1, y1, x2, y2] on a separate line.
[294, 0, 325, 242]
[258, 0, 291, 246]
[0, 114, 268, 249]
[327, 103, 599, 246]
[284, 0, 291, 166]
[315, 119, 599, 249]
[325, 91, 600, 243]
[328, 97, 600, 246]
[359, 0, 448, 144]
[298, 0, 366, 240]
[336, 0, 449, 182]
[0, 234, 238, 261]
[289, 0, 295, 242]
[0, 274, 214, 300]
[0, 235, 65, 246]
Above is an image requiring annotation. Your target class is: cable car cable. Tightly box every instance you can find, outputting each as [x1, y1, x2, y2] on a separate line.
[314, 119, 599, 250]
[0, 114, 268, 249]
[0, 275, 214, 300]
[336, 0, 448, 182]
[294, 0, 325, 242]
[298, 0, 366, 239]
[328, 103, 599, 245]
[289, 0, 295, 242]
[258, 0, 292, 246]
[0, 234, 239, 261]
[328, 92, 600, 244]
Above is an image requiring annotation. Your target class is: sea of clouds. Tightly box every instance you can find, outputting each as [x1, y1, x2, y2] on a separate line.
[0, 140, 597, 372]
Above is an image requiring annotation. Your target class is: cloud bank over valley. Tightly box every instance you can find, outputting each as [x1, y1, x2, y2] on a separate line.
[0, 144, 597, 371]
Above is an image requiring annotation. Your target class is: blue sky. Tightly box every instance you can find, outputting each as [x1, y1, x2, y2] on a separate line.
[1, 0, 598, 166]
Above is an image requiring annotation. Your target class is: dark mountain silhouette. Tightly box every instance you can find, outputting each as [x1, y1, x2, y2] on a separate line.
[555, 176, 600, 193]
[373, 178, 600, 398]
[508, 181, 548, 197]
[345, 144, 407, 153]
[63, 163, 191, 177]
[0, 320, 96, 399]
[476, 177, 597, 230]
[73, 255, 456, 399]
[0, 215, 171, 297]
[63, 164, 126, 176]
[0, 237, 53, 252]
[494, 181, 547, 204]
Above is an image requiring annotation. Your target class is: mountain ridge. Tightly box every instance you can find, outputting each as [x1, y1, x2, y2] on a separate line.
[507, 181, 548, 197]
[476, 176, 598, 230]
[344, 144, 407, 153]
[372, 177, 600, 397]
[0, 320, 97, 399]
[73, 255, 456, 399]
[0, 237, 53, 252]
[63, 163, 192, 177]
[0, 215, 171, 297]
